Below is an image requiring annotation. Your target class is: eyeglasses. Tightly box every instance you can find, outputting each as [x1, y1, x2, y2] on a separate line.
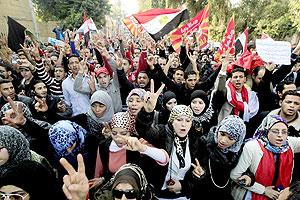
[269, 129, 288, 136]
[112, 189, 137, 199]
[0, 193, 29, 200]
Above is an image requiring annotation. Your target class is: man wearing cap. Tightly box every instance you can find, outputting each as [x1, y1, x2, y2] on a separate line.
[18, 61, 37, 97]
[62, 55, 90, 116]
[74, 48, 122, 113]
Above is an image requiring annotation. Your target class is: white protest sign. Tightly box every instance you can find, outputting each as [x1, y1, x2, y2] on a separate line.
[256, 39, 291, 65]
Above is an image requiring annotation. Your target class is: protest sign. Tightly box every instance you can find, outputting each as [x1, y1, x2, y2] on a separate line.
[256, 39, 291, 65]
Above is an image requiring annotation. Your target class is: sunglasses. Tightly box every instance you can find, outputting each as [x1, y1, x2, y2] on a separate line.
[112, 189, 137, 199]
[0, 193, 29, 200]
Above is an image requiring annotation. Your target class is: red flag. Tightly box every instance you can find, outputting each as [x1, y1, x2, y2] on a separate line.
[215, 16, 235, 61]
[170, 5, 209, 53]
[196, 5, 209, 50]
[123, 15, 144, 38]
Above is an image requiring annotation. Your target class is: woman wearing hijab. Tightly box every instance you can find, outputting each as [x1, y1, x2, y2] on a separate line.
[102, 88, 146, 137]
[48, 120, 96, 179]
[135, 81, 205, 199]
[0, 125, 32, 176]
[153, 91, 177, 126]
[0, 125, 52, 176]
[230, 115, 300, 200]
[0, 160, 65, 200]
[191, 115, 247, 200]
[0, 100, 51, 157]
[94, 112, 169, 183]
[69, 90, 114, 142]
[189, 90, 217, 137]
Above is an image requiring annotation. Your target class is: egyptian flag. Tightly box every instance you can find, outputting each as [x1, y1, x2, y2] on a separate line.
[76, 18, 97, 48]
[133, 8, 189, 41]
[235, 27, 248, 55]
[215, 16, 235, 62]
[123, 15, 144, 38]
[7, 16, 26, 52]
[170, 5, 209, 53]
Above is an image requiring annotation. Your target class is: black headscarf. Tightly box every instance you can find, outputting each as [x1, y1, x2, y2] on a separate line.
[0, 160, 64, 200]
[190, 90, 209, 116]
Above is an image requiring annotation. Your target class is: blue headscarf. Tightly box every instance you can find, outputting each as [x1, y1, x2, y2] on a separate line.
[48, 120, 86, 157]
[214, 115, 246, 153]
[254, 115, 289, 154]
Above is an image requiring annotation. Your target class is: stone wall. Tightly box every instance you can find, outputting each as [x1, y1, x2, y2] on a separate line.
[0, 0, 58, 42]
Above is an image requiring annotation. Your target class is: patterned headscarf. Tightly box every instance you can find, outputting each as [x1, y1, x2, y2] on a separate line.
[0, 101, 52, 130]
[48, 120, 86, 157]
[1, 101, 33, 119]
[88, 90, 114, 124]
[168, 105, 193, 123]
[168, 105, 193, 168]
[253, 115, 289, 153]
[215, 115, 246, 153]
[112, 163, 148, 200]
[126, 88, 146, 106]
[111, 112, 131, 131]
[0, 125, 31, 175]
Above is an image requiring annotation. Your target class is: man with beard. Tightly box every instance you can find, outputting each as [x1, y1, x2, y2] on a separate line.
[30, 80, 71, 123]
[0, 79, 33, 109]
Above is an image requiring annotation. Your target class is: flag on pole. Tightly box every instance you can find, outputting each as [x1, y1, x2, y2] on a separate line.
[76, 18, 97, 34]
[215, 16, 235, 61]
[7, 16, 26, 52]
[235, 27, 248, 55]
[76, 18, 97, 48]
[123, 15, 144, 38]
[195, 5, 209, 50]
[133, 8, 189, 41]
[169, 5, 209, 53]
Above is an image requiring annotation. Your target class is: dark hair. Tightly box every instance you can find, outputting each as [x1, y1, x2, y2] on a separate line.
[184, 70, 197, 79]
[252, 66, 265, 77]
[282, 90, 300, 100]
[230, 66, 247, 77]
[30, 79, 48, 97]
[0, 60, 12, 72]
[247, 41, 255, 51]
[67, 54, 80, 65]
[137, 70, 149, 77]
[0, 79, 12, 86]
[174, 67, 184, 73]
[276, 80, 295, 94]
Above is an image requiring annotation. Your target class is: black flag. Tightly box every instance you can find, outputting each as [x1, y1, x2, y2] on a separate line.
[7, 16, 26, 52]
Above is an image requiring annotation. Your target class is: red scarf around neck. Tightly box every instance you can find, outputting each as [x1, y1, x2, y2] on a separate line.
[227, 80, 249, 115]
[252, 141, 293, 200]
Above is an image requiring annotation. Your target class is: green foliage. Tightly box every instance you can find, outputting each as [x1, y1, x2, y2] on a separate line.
[145, 0, 300, 41]
[33, 0, 111, 29]
[289, 0, 300, 31]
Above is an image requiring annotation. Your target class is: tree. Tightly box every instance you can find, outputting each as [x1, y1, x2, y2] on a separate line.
[33, 0, 111, 29]
[289, 0, 300, 31]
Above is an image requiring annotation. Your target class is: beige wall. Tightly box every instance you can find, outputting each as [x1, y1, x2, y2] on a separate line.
[0, 0, 59, 42]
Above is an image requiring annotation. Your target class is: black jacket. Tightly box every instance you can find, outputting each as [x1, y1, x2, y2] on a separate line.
[136, 108, 204, 198]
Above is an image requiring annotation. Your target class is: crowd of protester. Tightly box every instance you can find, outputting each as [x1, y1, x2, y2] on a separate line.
[0, 25, 300, 200]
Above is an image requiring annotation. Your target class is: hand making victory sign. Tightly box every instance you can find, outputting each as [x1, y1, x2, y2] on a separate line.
[143, 79, 165, 113]
[60, 154, 89, 200]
